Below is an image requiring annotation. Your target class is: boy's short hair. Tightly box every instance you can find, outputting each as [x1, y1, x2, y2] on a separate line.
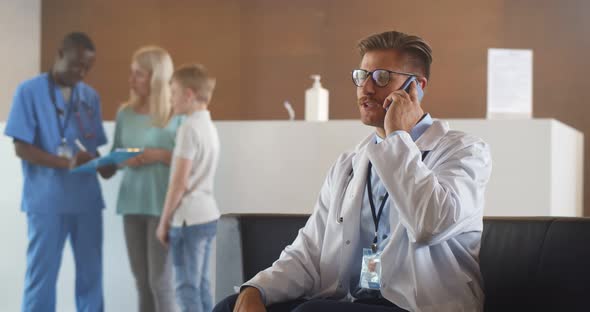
[172, 64, 216, 103]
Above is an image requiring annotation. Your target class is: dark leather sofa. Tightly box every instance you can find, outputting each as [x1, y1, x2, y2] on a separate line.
[215, 214, 590, 311]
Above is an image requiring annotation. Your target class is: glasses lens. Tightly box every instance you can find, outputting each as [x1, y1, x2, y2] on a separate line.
[372, 70, 391, 87]
[352, 70, 368, 87]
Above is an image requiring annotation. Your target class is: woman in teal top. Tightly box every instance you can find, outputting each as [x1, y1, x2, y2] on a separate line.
[113, 106, 182, 215]
[111, 46, 180, 312]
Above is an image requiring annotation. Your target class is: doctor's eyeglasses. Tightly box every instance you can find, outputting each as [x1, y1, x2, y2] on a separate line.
[352, 69, 416, 88]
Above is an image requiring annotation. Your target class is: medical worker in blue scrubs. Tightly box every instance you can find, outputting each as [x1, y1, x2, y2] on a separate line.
[4, 32, 116, 312]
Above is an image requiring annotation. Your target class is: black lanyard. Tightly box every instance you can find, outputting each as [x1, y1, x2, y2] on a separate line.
[47, 73, 76, 141]
[366, 151, 430, 253]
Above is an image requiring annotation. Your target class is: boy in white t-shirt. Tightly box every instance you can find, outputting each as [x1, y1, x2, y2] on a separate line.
[157, 64, 220, 312]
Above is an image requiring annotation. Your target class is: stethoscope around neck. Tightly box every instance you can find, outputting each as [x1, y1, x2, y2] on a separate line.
[47, 73, 96, 140]
[72, 99, 96, 139]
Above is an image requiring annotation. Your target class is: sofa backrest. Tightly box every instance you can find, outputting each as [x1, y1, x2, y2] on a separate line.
[481, 217, 590, 311]
[216, 214, 590, 311]
[215, 214, 309, 301]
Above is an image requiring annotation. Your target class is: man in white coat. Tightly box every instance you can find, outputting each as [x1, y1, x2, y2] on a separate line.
[214, 30, 492, 312]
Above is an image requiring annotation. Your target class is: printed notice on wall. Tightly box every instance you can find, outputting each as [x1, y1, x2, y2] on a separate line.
[487, 48, 533, 118]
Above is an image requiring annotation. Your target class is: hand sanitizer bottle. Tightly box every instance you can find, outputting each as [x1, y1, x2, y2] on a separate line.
[305, 75, 329, 121]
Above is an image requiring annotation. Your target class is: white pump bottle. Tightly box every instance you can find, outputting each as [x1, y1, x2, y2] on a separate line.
[305, 75, 329, 121]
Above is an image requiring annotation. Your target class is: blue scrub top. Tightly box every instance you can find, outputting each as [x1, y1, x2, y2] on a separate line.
[4, 73, 108, 214]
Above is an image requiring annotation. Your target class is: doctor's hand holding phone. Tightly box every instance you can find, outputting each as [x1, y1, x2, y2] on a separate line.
[383, 76, 425, 136]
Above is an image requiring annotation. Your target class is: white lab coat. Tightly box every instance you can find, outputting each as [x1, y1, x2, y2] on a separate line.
[245, 120, 492, 312]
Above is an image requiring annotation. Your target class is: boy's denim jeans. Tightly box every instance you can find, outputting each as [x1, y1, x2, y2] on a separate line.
[169, 220, 217, 312]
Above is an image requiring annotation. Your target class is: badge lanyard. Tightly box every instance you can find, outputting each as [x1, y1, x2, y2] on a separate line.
[47, 73, 76, 145]
[361, 165, 387, 291]
[359, 152, 431, 290]
[366, 161, 389, 253]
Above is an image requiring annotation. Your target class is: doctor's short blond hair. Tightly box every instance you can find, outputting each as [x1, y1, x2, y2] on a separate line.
[357, 31, 433, 80]
[172, 64, 216, 104]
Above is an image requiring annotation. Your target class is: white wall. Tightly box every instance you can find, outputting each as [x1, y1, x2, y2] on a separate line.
[0, 0, 40, 121]
[0, 0, 41, 309]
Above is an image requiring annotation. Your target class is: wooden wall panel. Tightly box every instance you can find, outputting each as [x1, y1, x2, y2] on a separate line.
[42, 0, 590, 214]
[42, 0, 240, 120]
[321, 1, 506, 119]
[239, 0, 327, 120]
[159, 0, 241, 119]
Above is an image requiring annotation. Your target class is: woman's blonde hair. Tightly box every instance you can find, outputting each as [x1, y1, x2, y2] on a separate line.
[124, 46, 174, 127]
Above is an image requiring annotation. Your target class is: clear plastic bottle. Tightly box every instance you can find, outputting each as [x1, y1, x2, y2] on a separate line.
[305, 75, 329, 121]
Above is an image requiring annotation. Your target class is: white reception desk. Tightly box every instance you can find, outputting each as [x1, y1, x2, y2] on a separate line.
[214, 119, 584, 217]
[0, 118, 584, 311]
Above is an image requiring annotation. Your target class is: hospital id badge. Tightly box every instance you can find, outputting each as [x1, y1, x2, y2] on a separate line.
[57, 140, 73, 159]
[359, 248, 382, 290]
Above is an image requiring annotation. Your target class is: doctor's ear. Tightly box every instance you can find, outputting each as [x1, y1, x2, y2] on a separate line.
[417, 77, 428, 90]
